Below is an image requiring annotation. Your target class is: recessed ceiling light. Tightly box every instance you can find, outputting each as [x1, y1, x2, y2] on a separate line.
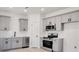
[24, 7, 28, 12]
[41, 8, 45, 11]
[9, 7, 13, 8]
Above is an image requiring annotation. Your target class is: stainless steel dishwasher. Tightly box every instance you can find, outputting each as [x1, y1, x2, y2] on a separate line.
[22, 37, 29, 48]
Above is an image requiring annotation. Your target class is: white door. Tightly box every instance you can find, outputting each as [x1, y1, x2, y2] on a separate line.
[63, 22, 79, 52]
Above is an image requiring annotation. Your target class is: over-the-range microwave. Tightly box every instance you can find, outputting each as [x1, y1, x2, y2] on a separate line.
[46, 24, 56, 31]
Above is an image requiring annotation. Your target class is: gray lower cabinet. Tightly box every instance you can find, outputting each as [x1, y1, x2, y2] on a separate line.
[3, 38, 12, 50]
[0, 39, 3, 50]
[53, 39, 63, 52]
[16, 37, 22, 48]
[11, 38, 16, 49]
[0, 37, 29, 51]
[12, 37, 22, 49]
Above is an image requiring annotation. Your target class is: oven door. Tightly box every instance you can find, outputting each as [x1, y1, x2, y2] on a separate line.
[43, 40, 52, 49]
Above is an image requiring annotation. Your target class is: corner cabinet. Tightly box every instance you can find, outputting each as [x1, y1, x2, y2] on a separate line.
[19, 18, 28, 31]
[0, 15, 11, 31]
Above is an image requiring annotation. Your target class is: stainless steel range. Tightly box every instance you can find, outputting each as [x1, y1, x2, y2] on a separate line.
[42, 39, 53, 52]
[41, 33, 58, 52]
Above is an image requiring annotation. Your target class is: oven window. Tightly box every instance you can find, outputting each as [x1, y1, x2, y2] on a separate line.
[43, 40, 52, 49]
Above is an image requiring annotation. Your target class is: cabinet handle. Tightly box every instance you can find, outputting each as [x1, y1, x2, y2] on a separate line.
[4, 28, 7, 30]
[68, 18, 71, 22]
[16, 40, 19, 43]
[74, 46, 77, 48]
[23, 28, 26, 31]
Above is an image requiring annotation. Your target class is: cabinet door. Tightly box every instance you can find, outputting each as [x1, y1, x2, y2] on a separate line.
[55, 16, 62, 31]
[43, 19, 47, 31]
[12, 38, 17, 48]
[0, 16, 10, 31]
[12, 38, 22, 48]
[3, 38, 12, 50]
[0, 39, 3, 51]
[71, 12, 79, 22]
[19, 19, 28, 31]
[47, 17, 55, 25]
[0, 39, 2, 50]
[53, 39, 63, 52]
[63, 22, 79, 52]
[15, 37, 22, 48]
[61, 13, 71, 23]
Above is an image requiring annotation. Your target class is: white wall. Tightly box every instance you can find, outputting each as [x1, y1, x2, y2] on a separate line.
[0, 10, 28, 38]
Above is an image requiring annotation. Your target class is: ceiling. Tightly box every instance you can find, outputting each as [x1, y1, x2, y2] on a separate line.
[0, 7, 68, 16]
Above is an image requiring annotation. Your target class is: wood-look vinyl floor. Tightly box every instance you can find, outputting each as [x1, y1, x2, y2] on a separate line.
[7, 48, 48, 52]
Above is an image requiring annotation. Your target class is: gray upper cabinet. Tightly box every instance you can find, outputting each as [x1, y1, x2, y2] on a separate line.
[61, 13, 71, 23]
[61, 11, 79, 23]
[55, 16, 62, 31]
[43, 17, 55, 31]
[19, 18, 28, 31]
[42, 19, 47, 32]
[0, 15, 11, 31]
[70, 11, 79, 22]
[47, 17, 55, 25]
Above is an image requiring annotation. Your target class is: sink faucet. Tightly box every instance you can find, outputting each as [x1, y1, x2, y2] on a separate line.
[14, 32, 16, 38]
